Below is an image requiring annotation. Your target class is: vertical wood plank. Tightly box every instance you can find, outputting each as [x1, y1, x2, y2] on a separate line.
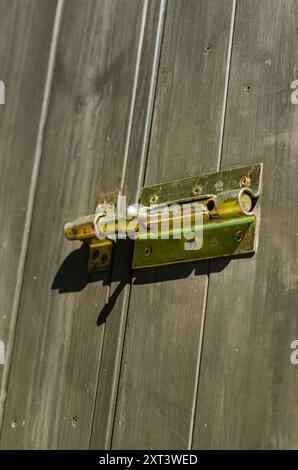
[90, 0, 167, 450]
[0, 0, 146, 450]
[0, 0, 57, 424]
[112, 0, 235, 449]
[193, 0, 298, 450]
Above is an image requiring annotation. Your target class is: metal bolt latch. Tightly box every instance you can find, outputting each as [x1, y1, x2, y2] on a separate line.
[64, 163, 262, 271]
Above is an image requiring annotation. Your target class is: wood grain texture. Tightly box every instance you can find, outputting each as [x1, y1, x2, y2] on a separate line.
[0, 0, 57, 423]
[90, 0, 166, 450]
[0, 0, 145, 449]
[193, 0, 298, 450]
[112, 0, 235, 450]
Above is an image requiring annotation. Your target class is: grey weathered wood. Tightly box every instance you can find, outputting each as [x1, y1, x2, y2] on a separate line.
[90, 0, 167, 450]
[2, 0, 295, 451]
[0, 0, 57, 425]
[112, 0, 235, 449]
[193, 0, 298, 450]
[0, 0, 147, 450]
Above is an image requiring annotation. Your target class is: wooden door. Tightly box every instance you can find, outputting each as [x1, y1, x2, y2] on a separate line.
[1, 0, 298, 450]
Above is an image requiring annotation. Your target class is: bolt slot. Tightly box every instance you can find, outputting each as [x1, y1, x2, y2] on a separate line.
[239, 192, 253, 213]
[239, 188, 258, 214]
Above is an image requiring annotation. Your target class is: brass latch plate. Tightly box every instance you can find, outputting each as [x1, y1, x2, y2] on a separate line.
[133, 163, 262, 268]
[140, 163, 262, 206]
[64, 163, 262, 271]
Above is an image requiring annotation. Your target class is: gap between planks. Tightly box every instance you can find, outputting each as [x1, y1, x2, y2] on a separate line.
[88, 0, 168, 450]
[188, 0, 238, 450]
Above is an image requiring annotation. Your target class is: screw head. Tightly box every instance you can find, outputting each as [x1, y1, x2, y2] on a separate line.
[234, 230, 244, 242]
[191, 185, 202, 197]
[239, 175, 251, 187]
[149, 194, 159, 204]
[144, 246, 152, 257]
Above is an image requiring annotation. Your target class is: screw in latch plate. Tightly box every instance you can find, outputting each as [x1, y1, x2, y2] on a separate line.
[149, 194, 159, 204]
[239, 175, 251, 188]
[144, 246, 152, 257]
[234, 230, 244, 242]
[191, 185, 202, 197]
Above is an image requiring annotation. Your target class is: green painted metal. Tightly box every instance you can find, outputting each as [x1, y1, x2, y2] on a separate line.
[140, 163, 262, 206]
[133, 163, 262, 268]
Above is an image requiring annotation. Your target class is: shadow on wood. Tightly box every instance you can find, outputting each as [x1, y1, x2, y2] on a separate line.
[51, 239, 254, 327]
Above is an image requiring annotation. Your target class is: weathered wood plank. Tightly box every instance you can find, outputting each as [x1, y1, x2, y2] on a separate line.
[112, 0, 235, 449]
[0, 0, 147, 450]
[193, 0, 298, 450]
[0, 0, 57, 425]
[90, 0, 167, 450]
